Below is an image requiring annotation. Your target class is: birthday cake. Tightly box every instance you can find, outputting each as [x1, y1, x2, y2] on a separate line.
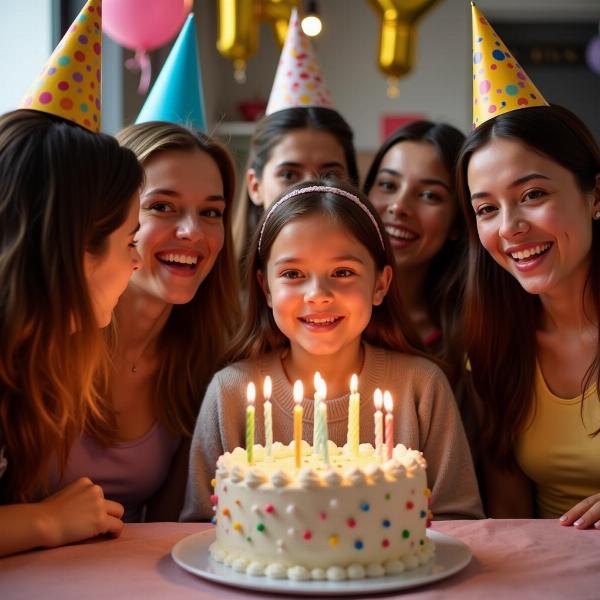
[209, 441, 434, 580]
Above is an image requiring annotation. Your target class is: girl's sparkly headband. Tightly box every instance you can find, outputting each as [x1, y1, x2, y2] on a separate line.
[258, 185, 385, 253]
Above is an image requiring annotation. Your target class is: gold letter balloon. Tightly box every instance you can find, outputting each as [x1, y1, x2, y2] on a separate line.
[217, 0, 299, 83]
[368, 0, 441, 97]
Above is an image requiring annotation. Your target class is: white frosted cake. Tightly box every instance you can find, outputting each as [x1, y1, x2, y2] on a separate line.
[209, 441, 434, 580]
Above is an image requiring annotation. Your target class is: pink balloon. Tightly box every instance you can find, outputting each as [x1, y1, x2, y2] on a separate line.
[103, 0, 192, 52]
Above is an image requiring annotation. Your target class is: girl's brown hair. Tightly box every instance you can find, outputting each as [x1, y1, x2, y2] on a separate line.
[117, 121, 241, 436]
[0, 110, 143, 502]
[226, 179, 424, 363]
[456, 105, 600, 466]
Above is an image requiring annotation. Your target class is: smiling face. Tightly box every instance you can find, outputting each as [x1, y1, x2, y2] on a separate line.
[84, 196, 142, 327]
[259, 214, 391, 362]
[248, 129, 348, 210]
[367, 141, 456, 271]
[129, 148, 226, 306]
[468, 137, 600, 296]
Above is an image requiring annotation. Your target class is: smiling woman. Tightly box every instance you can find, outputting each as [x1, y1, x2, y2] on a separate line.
[43, 122, 241, 524]
[456, 104, 600, 528]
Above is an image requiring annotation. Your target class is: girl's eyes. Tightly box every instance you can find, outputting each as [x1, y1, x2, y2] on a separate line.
[333, 268, 354, 278]
[280, 270, 302, 279]
[149, 201, 173, 213]
[421, 190, 441, 202]
[278, 170, 298, 182]
[201, 207, 224, 219]
[523, 189, 546, 201]
[147, 203, 224, 218]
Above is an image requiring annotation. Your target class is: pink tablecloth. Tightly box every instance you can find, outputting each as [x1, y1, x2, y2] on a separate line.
[1, 519, 599, 599]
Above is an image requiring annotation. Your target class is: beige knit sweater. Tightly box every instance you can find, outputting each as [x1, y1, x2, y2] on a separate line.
[180, 343, 484, 521]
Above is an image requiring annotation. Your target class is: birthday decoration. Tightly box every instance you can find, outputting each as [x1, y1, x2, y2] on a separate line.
[471, 2, 548, 129]
[265, 8, 334, 115]
[217, 0, 299, 83]
[20, 0, 102, 132]
[136, 14, 206, 130]
[103, 0, 192, 93]
[368, 0, 441, 98]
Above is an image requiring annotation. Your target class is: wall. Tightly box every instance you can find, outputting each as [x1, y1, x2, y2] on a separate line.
[0, 0, 53, 114]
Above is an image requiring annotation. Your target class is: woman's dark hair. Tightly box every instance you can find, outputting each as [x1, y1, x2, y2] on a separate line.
[0, 109, 143, 502]
[233, 107, 359, 261]
[117, 121, 241, 437]
[226, 178, 424, 362]
[364, 120, 467, 386]
[456, 105, 600, 466]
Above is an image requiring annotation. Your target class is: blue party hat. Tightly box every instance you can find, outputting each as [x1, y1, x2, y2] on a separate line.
[136, 14, 206, 129]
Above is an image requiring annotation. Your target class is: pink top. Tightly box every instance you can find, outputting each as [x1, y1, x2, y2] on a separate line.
[48, 423, 180, 522]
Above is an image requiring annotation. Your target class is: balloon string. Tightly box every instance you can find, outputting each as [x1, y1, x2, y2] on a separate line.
[125, 50, 152, 95]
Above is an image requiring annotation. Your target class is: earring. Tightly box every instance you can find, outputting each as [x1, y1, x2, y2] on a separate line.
[595, 211, 600, 220]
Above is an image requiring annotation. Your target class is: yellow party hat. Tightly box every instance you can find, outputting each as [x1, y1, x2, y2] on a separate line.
[20, 0, 102, 132]
[471, 2, 548, 129]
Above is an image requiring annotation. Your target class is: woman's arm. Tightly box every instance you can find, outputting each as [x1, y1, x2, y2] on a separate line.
[145, 438, 190, 522]
[0, 478, 124, 557]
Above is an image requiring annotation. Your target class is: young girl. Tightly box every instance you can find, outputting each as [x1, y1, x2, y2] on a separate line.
[43, 122, 240, 523]
[182, 180, 483, 521]
[0, 109, 143, 556]
[363, 121, 466, 374]
[232, 107, 359, 262]
[457, 104, 600, 528]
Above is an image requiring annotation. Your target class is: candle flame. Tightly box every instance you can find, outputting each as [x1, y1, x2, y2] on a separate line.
[313, 371, 321, 391]
[263, 376, 272, 401]
[374, 388, 383, 410]
[293, 380, 304, 404]
[350, 373, 358, 394]
[247, 382, 256, 405]
[383, 390, 393, 413]
[319, 378, 327, 400]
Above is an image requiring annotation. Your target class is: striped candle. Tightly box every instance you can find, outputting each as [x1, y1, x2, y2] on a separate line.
[293, 380, 304, 469]
[246, 382, 256, 464]
[263, 376, 273, 459]
[347, 374, 360, 457]
[320, 398, 330, 465]
[313, 372, 322, 455]
[383, 390, 394, 461]
[373, 388, 384, 462]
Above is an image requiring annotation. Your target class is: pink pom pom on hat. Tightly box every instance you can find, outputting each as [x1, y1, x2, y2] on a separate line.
[265, 8, 334, 116]
[20, 0, 102, 132]
[471, 2, 548, 129]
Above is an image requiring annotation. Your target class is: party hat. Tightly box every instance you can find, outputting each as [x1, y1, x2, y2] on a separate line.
[136, 14, 206, 130]
[265, 9, 334, 115]
[471, 2, 548, 129]
[20, 0, 102, 132]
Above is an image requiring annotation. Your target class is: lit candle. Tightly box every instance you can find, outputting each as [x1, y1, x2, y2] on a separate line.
[246, 382, 256, 464]
[263, 376, 273, 459]
[319, 379, 329, 465]
[383, 390, 394, 461]
[347, 373, 360, 457]
[313, 372, 322, 456]
[293, 380, 304, 468]
[373, 388, 384, 462]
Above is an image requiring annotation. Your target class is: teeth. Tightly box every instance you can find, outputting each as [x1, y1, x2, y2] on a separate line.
[158, 253, 198, 265]
[304, 317, 338, 324]
[385, 225, 417, 241]
[510, 243, 551, 261]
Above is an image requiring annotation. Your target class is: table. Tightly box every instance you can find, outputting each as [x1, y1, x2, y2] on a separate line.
[1, 520, 599, 599]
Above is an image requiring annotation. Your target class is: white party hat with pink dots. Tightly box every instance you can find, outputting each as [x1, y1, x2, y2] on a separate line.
[265, 9, 334, 115]
[20, 0, 102, 132]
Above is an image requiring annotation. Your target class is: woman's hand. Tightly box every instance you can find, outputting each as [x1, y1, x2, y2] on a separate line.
[560, 493, 600, 529]
[36, 477, 125, 547]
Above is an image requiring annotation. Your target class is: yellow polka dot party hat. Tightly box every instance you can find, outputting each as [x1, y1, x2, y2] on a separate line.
[471, 2, 548, 129]
[20, 0, 102, 132]
[266, 8, 334, 115]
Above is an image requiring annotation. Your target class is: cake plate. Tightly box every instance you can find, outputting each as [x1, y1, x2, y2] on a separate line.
[171, 528, 471, 596]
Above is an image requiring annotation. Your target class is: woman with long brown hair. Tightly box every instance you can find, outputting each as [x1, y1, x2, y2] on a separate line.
[0, 110, 143, 556]
[457, 104, 600, 528]
[50, 122, 240, 522]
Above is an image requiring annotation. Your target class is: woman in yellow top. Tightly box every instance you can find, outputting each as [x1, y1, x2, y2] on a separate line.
[456, 104, 600, 529]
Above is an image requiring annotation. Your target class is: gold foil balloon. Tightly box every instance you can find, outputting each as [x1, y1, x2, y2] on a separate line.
[217, 0, 299, 83]
[368, 0, 441, 97]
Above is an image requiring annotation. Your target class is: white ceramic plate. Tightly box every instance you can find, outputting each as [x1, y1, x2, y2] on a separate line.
[171, 529, 472, 596]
